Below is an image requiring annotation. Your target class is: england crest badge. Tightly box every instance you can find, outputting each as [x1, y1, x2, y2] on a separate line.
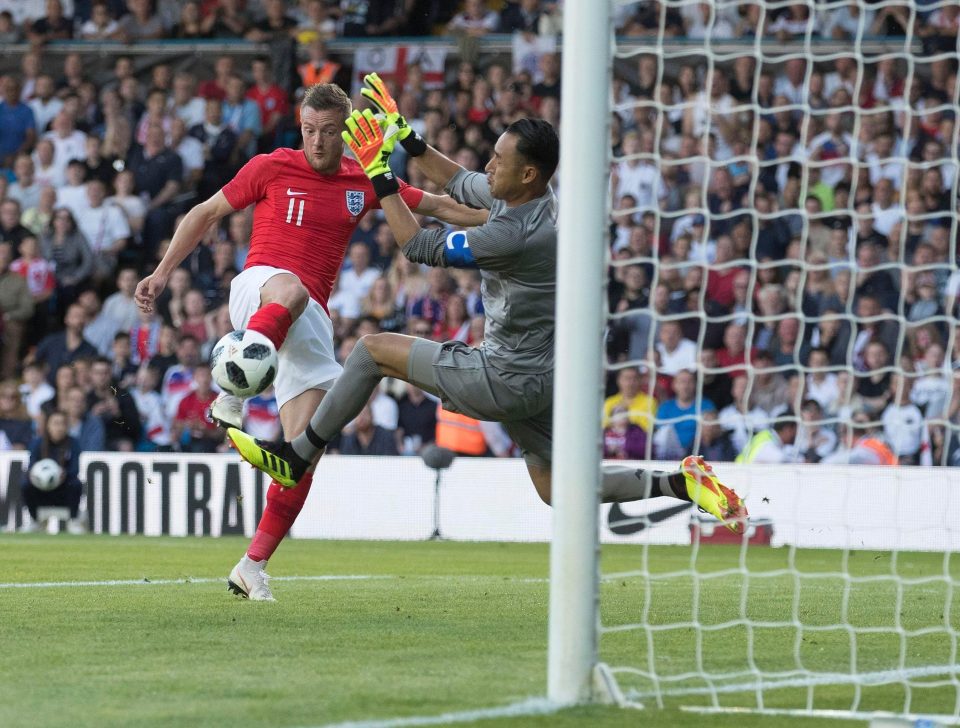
[346, 190, 365, 216]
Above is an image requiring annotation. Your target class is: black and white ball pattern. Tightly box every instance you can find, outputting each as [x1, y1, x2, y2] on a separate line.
[211, 329, 278, 398]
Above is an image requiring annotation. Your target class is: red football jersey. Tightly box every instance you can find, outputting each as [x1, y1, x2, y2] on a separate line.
[221, 148, 424, 308]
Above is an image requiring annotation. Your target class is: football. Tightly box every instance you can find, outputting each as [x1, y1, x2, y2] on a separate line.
[210, 329, 278, 399]
[29, 458, 63, 492]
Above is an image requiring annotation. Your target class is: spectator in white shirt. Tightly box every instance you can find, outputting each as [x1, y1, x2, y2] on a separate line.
[31, 138, 65, 189]
[55, 160, 89, 217]
[100, 267, 140, 333]
[79, 0, 120, 39]
[105, 169, 146, 238]
[870, 178, 905, 237]
[19, 361, 54, 422]
[77, 179, 131, 282]
[170, 117, 204, 187]
[7, 154, 42, 212]
[43, 111, 88, 177]
[683, 2, 735, 39]
[882, 373, 931, 465]
[794, 398, 838, 463]
[613, 129, 665, 212]
[131, 365, 172, 450]
[170, 71, 205, 128]
[27, 74, 63, 133]
[768, 4, 816, 39]
[774, 58, 807, 107]
[822, 56, 858, 101]
[820, 1, 875, 40]
[866, 132, 903, 189]
[911, 343, 951, 420]
[369, 383, 399, 431]
[447, 0, 499, 36]
[331, 243, 381, 320]
[804, 347, 841, 414]
[719, 375, 770, 452]
[655, 320, 698, 376]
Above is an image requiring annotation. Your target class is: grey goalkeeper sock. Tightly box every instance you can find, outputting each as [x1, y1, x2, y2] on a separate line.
[291, 340, 383, 462]
[600, 465, 686, 503]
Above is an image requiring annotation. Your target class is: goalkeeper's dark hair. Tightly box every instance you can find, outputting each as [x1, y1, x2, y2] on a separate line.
[302, 83, 352, 119]
[507, 118, 559, 183]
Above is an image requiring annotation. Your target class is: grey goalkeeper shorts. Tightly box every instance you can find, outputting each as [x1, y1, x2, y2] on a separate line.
[408, 338, 554, 467]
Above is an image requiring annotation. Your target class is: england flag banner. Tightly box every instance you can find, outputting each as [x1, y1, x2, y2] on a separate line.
[352, 45, 447, 96]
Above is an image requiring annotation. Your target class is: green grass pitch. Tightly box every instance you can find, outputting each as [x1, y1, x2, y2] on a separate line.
[1, 534, 957, 727]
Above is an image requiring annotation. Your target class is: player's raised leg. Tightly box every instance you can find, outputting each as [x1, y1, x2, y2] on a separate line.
[210, 273, 306, 429]
[228, 332, 423, 485]
[525, 457, 747, 534]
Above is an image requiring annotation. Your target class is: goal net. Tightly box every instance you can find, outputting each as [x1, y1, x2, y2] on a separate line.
[590, 0, 960, 721]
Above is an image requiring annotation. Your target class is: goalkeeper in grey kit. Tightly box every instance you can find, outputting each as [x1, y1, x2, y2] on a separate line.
[228, 73, 747, 532]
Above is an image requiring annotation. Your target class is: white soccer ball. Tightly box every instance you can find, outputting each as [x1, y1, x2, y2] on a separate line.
[30, 458, 63, 492]
[210, 329, 279, 399]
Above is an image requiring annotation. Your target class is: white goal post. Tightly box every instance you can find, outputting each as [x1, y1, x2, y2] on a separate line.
[549, 0, 960, 722]
[548, 0, 612, 706]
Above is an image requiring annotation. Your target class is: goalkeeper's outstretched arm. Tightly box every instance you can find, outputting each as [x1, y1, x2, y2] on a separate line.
[361, 72, 467, 192]
[409, 145, 466, 192]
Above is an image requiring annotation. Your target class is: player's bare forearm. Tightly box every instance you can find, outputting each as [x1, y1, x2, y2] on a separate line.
[380, 194, 423, 248]
[410, 146, 465, 190]
[414, 192, 488, 228]
[155, 191, 235, 276]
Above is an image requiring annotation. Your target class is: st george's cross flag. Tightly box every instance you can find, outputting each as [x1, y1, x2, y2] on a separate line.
[352, 45, 447, 96]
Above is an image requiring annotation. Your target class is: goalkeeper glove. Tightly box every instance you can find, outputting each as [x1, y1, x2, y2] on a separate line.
[342, 108, 400, 199]
[361, 72, 428, 157]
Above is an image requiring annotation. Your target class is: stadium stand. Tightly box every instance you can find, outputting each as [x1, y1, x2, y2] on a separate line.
[0, 0, 957, 464]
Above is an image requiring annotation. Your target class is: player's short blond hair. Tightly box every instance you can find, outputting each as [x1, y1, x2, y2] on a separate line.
[301, 83, 351, 118]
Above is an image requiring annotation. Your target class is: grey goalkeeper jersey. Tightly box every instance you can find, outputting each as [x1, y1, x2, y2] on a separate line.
[401, 169, 557, 374]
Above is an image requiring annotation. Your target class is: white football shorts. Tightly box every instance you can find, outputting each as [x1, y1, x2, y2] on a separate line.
[228, 265, 342, 408]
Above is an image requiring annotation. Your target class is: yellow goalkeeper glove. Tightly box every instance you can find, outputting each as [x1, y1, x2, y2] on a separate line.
[342, 109, 399, 198]
[361, 72, 428, 157]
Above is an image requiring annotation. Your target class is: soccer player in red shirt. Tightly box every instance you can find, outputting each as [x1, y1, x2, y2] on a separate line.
[135, 83, 486, 601]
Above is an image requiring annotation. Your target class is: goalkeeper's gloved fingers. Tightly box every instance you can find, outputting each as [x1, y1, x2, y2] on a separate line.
[361, 74, 427, 157]
[362, 72, 398, 115]
[342, 109, 399, 198]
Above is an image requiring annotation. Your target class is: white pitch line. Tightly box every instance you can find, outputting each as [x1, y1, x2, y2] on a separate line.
[681, 706, 960, 725]
[626, 663, 960, 699]
[0, 574, 549, 590]
[0, 575, 389, 589]
[310, 698, 561, 728]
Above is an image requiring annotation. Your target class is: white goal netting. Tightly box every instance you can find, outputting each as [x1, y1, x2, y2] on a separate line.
[601, 0, 960, 721]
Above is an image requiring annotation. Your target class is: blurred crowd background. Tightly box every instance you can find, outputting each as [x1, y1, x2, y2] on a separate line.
[0, 0, 958, 466]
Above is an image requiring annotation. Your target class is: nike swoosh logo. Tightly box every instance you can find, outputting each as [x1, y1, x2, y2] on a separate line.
[286, 189, 307, 196]
[608, 501, 692, 535]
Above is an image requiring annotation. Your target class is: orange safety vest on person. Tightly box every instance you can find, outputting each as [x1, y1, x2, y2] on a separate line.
[858, 437, 898, 465]
[296, 61, 341, 124]
[435, 406, 487, 456]
[299, 60, 340, 87]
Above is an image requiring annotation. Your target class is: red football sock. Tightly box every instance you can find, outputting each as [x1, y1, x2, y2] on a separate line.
[247, 302, 294, 350]
[246, 471, 313, 562]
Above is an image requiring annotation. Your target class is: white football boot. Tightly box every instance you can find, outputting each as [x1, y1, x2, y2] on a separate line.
[18, 520, 41, 534]
[228, 555, 276, 601]
[66, 517, 87, 535]
[210, 392, 243, 430]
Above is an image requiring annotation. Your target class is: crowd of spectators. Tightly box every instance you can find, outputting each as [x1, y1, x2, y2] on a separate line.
[0, 0, 958, 467]
[605, 5, 960, 466]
